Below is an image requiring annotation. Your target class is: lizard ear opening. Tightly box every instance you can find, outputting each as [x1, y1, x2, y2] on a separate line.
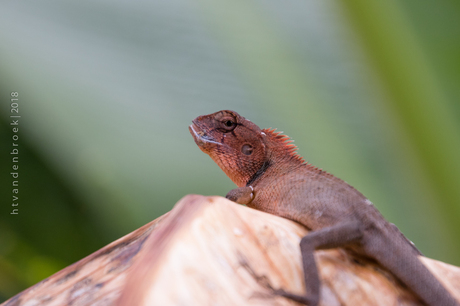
[241, 144, 253, 155]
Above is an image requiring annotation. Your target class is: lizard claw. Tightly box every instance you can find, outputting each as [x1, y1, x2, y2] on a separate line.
[272, 289, 314, 305]
[238, 255, 314, 305]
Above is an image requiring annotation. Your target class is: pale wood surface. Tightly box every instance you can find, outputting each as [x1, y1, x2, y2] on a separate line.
[2, 195, 460, 306]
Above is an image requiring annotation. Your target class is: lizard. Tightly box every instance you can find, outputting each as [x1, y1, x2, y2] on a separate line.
[189, 110, 459, 306]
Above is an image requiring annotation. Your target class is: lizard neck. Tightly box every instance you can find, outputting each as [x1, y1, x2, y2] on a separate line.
[245, 130, 305, 187]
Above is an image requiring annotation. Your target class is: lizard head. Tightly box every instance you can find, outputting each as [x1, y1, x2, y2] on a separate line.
[189, 110, 267, 187]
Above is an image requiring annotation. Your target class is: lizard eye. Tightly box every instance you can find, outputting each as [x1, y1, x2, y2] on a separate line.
[219, 116, 237, 132]
[241, 144, 253, 155]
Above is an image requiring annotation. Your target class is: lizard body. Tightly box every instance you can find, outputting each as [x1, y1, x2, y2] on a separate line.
[189, 110, 459, 306]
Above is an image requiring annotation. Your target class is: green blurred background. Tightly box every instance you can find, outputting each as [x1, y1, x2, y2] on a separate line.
[1, 0, 459, 302]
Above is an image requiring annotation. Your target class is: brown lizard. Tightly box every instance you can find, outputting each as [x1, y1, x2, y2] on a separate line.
[189, 110, 459, 306]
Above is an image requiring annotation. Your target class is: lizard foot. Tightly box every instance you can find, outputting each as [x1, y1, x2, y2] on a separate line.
[238, 254, 314, 305]
[272, 289, 315, 305]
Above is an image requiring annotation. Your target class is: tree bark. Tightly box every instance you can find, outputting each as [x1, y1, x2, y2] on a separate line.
[3, 195, 460, 306]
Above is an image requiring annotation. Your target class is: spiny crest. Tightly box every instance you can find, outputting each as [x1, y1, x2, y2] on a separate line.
[262, 128, 305, 163]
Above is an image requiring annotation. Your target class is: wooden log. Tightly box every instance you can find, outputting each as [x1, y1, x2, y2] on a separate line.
[2, 195, 460, 306]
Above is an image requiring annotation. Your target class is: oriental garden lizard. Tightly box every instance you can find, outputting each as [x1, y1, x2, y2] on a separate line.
[189, 110, 459, 306]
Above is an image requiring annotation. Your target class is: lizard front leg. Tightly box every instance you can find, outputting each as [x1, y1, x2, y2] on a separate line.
[276, 221, 363, 306]
[226, 186, 254, 205]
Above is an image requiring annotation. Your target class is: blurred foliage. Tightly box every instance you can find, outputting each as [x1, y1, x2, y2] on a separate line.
[0, 0, 459, 302]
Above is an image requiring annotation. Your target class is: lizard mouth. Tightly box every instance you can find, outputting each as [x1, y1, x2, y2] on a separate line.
[189, 123, 222, 146]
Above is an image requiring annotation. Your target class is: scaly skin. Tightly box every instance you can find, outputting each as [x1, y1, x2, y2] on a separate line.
[189, 110, 459, 306]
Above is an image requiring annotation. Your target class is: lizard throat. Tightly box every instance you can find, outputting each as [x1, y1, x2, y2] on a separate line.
[246, 160, 271, 186]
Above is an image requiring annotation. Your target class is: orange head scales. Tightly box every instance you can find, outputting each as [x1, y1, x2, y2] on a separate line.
[189, 110, 304, 187]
